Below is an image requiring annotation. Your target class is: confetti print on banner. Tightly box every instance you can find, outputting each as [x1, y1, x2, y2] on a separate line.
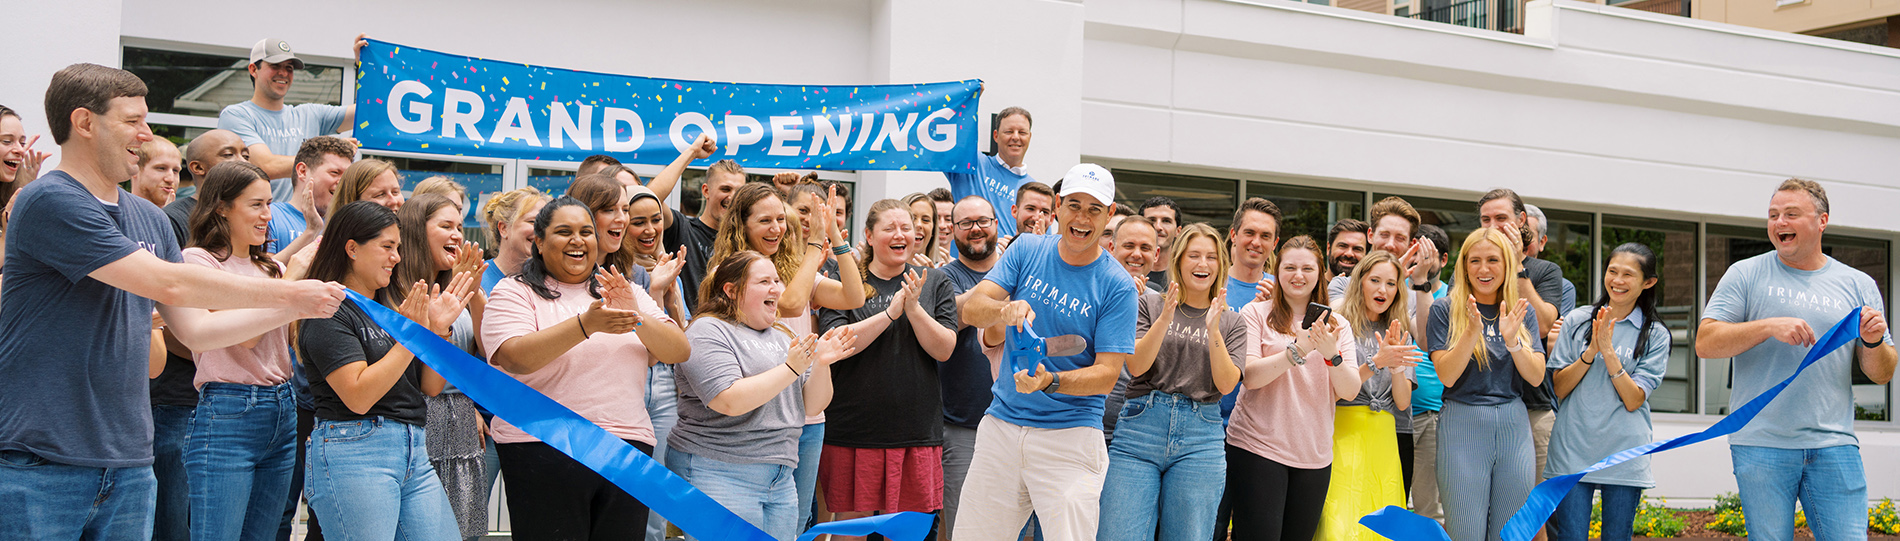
[352, 38, 982, 172]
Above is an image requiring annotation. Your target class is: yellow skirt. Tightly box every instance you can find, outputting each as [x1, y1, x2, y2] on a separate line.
[1317, 405, 1407, 541]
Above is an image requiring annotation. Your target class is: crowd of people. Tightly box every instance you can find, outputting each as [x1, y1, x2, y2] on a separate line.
[0, 34, 1893, 541]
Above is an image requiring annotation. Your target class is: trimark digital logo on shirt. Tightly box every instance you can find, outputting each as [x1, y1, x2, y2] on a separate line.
[1165, 320, 1210, 347]
[736, 336, 788, 358]
[1765, 286, 1852, 313]
[1020, 274, 1094, 318]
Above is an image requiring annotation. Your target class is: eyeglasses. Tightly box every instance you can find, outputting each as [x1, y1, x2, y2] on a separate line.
[954, 217, 996, 230]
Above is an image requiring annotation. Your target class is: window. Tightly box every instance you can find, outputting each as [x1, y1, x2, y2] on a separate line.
[1246, 180, 1365, 247]
[1111, 170, 1239, 231]
[527, 167, 577, 195]
[1825, 234, 1891, 422]
[1538, 207, 1594, 312]
[123, 46, 345, 120]
[1603, 215, 1700, 413]
[1701, 224, 1770, 415]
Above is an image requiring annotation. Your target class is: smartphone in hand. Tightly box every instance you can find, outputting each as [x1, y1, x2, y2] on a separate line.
[1301, 302, 1332, 330]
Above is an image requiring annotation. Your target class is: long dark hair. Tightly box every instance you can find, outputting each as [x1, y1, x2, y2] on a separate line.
[187, 160, 281, 278]
[514, 196, 601, 301]
[1572, 242, 1662, 360]
[391, 193, 459, 304]
[305, 201, 402, 306]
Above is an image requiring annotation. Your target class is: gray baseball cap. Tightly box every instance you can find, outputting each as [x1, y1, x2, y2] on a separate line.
[249, 38, 306, 69]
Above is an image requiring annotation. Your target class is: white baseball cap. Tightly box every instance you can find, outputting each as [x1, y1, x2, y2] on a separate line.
[249, 38, 306, 69]
[1057, 164, 1115, 207]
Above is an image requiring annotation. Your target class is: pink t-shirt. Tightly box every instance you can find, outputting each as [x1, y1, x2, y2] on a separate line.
[781, 274, 830, 426]
[1225, 302, 1360, 469]
[183, 248, 292, 390]
[482, 277, 674, 445]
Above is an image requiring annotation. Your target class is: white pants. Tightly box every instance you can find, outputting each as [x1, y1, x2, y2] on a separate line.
[951, 415, 1108, 541]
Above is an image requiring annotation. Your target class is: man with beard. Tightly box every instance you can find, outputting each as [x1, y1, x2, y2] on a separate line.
[1327, 218, 1369, 281]
[999, 181, 1055, 250]
[937, 195, 1003, 540]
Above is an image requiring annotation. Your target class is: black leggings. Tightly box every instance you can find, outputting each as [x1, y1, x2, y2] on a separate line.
[498, 439, 654, 541]
[1399, 430, 1415, 495]
[1225, 444, 1331, 541]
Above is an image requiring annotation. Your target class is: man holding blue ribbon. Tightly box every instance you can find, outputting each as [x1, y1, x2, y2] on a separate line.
[952, 164, 1139, 541]
[1696, 178, 1895, 541]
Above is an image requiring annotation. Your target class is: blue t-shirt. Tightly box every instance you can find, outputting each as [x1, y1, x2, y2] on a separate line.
[940, 260, 995, 430]
[265, 202, 305, 255]
[1413, 281, 1451, 413]
[1705, 253, 1888, 449]
[1425, 295, 1545, 407]
[945, 154, 1034, 239]
[0, 173, 183, 467]
[1544, 307, 1671, 486]
[482, 260, 508, 295]
[1216, 274, 1271, 420]
[219, 101, 347, 203]
[981, 234, 1138, 430]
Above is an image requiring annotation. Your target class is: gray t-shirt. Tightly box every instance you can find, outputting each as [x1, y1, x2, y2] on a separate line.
[1127, 293, 1248, 403]
[1704, 252, 1888, 449]
[218, 101, 347, 203]
[1544, 307, 1670, 487]
[1342, 330, 1414, 433]
[671, 317, 803, 467]
[0, 174, 182, 468]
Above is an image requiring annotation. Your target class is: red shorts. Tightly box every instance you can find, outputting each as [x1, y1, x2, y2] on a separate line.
[818, 444, 944, 513]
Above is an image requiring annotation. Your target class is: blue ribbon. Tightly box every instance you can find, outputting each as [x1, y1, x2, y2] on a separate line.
[344, 291, 932, 541]
[1360, 307, 1864, 541]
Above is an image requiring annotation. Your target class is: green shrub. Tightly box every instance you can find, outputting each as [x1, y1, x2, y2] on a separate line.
[1632, 498, 1686, 538]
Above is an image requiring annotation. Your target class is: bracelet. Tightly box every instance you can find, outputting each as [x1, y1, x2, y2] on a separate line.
[832, 244, 853, 256]
[1286, 340, 1307, 366]
[1609, 368, 1627, 379]
[783, 361, 804, 378]
[576, 317, 590, 338]
[888, 309, 901, 322]
[1862, 338, 1884, 349]
[1505, 340, 1524, 353]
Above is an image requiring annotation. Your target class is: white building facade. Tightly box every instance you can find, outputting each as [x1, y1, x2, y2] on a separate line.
[8, 0, 1896, 520]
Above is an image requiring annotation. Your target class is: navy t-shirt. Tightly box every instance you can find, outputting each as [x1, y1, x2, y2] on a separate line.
[0, 173, 183, 467]
[1425, 295, 1544, 407]
[939, 261, 994, 430]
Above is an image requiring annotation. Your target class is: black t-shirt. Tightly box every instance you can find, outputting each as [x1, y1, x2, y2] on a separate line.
[818, 265, 957, 448]
[152, 199, 200, 408]
[149, 352, 199, 407]
[937, 261, 993, 430]
[300, 301, 427, 425]
[1147, 270, 1168, 292]
[665, 209, 719, 314]
[1520, 257, 1566, 411]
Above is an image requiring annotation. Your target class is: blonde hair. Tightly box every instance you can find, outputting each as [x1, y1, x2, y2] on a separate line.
[1338, 250, 1410, 339]
[412, 176, 468, 209]
[479, 188, 550, 246]
[900, 192, 941, 267]
[329, 158, 398, 217]
[1167, 223, 1229, 305]
[1446, 227, 1530, 369]
[135, 138, 178, 168]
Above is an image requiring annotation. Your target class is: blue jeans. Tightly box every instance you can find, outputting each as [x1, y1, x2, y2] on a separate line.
[668, 448, 800, 541]
[646, 363, 680, 541]
[795, 422, 826, 530]
[154, 404, 195, 541]
[187, 382, 297, 541]
[1098, 392, 1226, 541]
[305, 418, 459, 541]
[0, 450, 155, 540]
[1731, 444, 1868, 541]
[1550, 482, 1641, 541]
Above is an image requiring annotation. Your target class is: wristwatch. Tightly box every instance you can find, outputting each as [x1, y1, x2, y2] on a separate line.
[1325, 354, 1343, 367]
[1042, 372, 1063, 394]
[1517, 268, 1530, 279]
[1411, 282, 1434, 293]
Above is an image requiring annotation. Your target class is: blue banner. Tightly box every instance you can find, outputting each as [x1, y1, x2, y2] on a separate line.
[342, 291, 932, 541]
[1359, 307, 1865, 541]
[353, 39, 983, 172]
